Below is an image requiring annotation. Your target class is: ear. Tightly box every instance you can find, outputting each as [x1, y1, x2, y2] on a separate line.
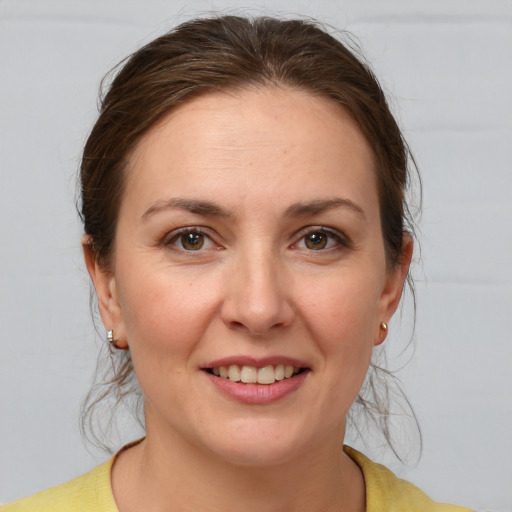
[374, 233, 414, 346]
[82, 235, 128, 348]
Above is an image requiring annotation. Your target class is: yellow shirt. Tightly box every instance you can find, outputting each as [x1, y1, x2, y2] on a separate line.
[2, 446, 474, 511]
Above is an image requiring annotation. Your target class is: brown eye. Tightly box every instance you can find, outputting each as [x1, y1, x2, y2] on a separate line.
[304, 232, 328, 250]
[165, 227, 216, 252]
[180, 232, 205, 250]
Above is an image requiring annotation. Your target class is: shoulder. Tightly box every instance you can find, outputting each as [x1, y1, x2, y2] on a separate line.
[344, 446, 474, 512]
[0, 458, 117, 512]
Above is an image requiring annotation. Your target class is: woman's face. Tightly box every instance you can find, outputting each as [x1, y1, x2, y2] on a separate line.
[88, 87, 410, 466]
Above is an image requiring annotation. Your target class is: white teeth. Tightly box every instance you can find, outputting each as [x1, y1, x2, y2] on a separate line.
[211, 364, 303, 384]
[275, 364, 285, 381]
[228, 365, 241, 382]
[240, 366, 257, 383]
[257, 365, 276, 384]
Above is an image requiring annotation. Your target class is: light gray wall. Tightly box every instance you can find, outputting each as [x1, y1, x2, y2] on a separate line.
[1, 1, 511, 510]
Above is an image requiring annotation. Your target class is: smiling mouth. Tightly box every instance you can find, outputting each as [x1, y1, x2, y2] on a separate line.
[204, 364, 308, 385]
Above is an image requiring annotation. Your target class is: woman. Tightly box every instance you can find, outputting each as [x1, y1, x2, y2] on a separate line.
[3, 15, 474, 512]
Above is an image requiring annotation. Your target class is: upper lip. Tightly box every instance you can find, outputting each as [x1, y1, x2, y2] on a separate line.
[203, 356, 310, 369]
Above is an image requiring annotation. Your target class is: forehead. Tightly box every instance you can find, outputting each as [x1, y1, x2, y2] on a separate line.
[124, 87, 378, 217]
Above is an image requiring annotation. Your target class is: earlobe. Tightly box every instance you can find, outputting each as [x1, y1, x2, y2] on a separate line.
[375, 234, 414, 346]
[375, 321, 388, 346]
[82, 236, 128, 348]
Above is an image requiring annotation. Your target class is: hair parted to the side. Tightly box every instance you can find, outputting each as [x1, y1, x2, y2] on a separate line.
[79, 14, 421, 459]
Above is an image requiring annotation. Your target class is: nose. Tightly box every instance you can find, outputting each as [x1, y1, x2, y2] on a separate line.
[220, 248, 295, 336]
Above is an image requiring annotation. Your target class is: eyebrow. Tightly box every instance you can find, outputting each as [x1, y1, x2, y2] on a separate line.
[285, 198, 366, 220]
[142, 197, 366, 221]
[142, 198, 230, 219]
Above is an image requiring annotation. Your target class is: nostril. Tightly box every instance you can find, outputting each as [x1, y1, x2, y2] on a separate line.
[228, 320, 246, 330]
[227, 319, 284, 336]
[220, 288, 295, 336]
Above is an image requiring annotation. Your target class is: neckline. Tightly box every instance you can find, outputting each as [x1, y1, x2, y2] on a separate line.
[105, 441, 371, 512]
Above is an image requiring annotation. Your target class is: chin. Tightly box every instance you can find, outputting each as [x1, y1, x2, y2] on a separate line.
[199, 418, 320, 468]
[211, 440, 302, 468]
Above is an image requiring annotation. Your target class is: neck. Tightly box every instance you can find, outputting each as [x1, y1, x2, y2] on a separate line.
[112, 425, 365, 512]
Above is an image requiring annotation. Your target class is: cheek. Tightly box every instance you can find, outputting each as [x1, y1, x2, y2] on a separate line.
[116, 264, 219, 361]
[300, 273, 381, 360]
[115, 268, 221, 411]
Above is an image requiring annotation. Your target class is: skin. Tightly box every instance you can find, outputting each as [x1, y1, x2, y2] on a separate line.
[84, 87, 412, 512]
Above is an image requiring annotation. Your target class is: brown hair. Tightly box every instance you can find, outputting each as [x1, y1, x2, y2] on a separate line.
[80, 15, 420, 457]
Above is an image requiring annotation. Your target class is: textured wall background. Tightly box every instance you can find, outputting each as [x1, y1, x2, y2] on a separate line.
[1, 1, 511, 509]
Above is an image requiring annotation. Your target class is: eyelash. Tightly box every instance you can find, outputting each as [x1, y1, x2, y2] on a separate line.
[162, 226, 350, 253]
[163, 227, 214, 251]
[293, 226, 351, 252]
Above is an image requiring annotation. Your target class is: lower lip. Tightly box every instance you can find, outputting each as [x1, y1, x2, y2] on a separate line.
[204, 370, 309, 405]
